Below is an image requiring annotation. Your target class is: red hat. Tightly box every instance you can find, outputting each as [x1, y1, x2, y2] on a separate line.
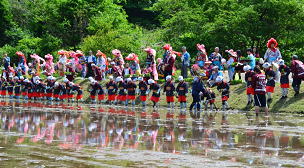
[162, 44, 172, 51]
[16, 51, 24, 57]
[96, 50, 106, 57]
[196, 44, 206, 52]
[267, 38, 278, 48]
[58, 50, 66, 55]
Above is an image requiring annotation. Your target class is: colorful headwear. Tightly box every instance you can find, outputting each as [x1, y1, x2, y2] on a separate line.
[58, 50, 66, 55]
[112, 49, 121, 57]
[225, 49, 237, 57]
[196, 44, 206, 52]
[45, 54, 53, 60]
[157, 58, 162, 64]
[75, 50, 84, 57]
[267, 38, 278, 48]
[96, 50, 106, 57]
[125, 53, 140, 64]
[16, 51, 24, 57]
[144, 47, 156, 56]
[162, 44, 172, 51]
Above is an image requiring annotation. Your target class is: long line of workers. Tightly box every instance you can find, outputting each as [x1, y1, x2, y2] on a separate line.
[0, 56, 303, 112]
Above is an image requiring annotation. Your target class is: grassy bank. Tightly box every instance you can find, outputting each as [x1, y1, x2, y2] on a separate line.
[71, 77, 304, 113]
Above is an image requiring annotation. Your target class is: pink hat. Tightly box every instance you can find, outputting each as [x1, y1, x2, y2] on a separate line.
[196, 44, 205, 52]
[144, 47, 156, 56]
[112, 49, 121, 56]
[225, 49, 237, 57]
[74, 50, 83, 57]
[45, 54, 53, 60]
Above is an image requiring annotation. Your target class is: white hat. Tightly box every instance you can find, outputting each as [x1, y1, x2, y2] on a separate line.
[278, 59, 285, 66]
[47, 76, 52, 80]
[212, 66, 219, 70]
[215, 76, 224, 83]
[109, 76, 114, 80]
[221, 58, 226, 64]
[116, 76, 123, 82]
[243, 65, 251, 72]
[20, 76, 24, 80]
[178, 76, 184, 81]
[88, 77, 94, 81]
[51, 76, 56, 80]
[127, 78, 132, 82]
[14, 76, 19, 80]
[69, 82, 74, 86]
[200, 73, 206, 77]
[166, 75, 172, 81]
[259, 58, 264, 65]
[54, 82, 59, 87]
[35, 80, 40, 85]
[148, 79, 155, 84]
[138, 77, 143, 81]
[63, 78, 68, 83]
[91, 80, 96, 84]
[262, 62, 271, 69]
[24, 79, 29, 83]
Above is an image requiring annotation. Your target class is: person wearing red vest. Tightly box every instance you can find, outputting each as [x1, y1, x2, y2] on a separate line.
[278, 59, 290, 99]
[290, 55, 304, 96]
[251, 66, 269, 115]
[263, 62, 275, 102]
[176, 76, 188, 111]
[244, 65, 256, 105]
[163, 75, 175, 108]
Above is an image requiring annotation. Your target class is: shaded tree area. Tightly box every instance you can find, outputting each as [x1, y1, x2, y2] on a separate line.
[0, 0, 303, 63]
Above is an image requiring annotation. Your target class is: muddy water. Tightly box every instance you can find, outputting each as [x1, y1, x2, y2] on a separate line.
[0, 101, 303, 167]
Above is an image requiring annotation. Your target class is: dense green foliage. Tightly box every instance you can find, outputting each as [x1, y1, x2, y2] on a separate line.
[0, 0, 303, 63]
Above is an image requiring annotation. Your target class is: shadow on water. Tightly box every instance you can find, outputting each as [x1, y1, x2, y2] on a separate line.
[0, 100, 303, 167]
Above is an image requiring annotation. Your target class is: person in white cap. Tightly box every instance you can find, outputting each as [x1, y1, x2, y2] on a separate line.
[278, 59, 290, 99]
[163, 75, 175, 108]
[46, 76, 55, 101]
[138, 77, 148, 107]
[89, 80, 99, 103]
[263, 62, 275, 102]
[215, 76, 230, 111]
[208, 66, 223, 87]
[116, 76, 127, 105]
[126, 77, 137, 106]
[53, 82, 61, 101]
[148, 79, 161, 108]
[106, 76, 118, 104]
[244, 65, 256, 105]
[13, 76, 22, 99]
[176, 76, 188, 111]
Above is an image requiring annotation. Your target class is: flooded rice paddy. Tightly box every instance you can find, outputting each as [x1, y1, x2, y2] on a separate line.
[0, 100, 303, 167]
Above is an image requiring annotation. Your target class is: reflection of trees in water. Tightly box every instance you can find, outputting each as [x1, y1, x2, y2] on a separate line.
[0, 104, 301, 159]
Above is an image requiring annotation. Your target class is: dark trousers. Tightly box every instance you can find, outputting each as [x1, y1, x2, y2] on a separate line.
[86, 63, 94, 78]
[190, 94, 200, 111]
[292, 78, 302, 92]
[164, 69, 172, 78]
[181, 65, 188, 78]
